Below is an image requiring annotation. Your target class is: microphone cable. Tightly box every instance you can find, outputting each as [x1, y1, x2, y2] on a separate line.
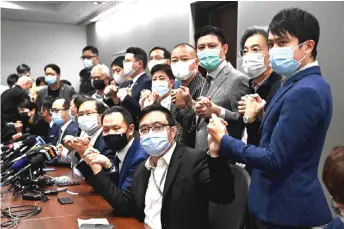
[1, 202, 42, 228]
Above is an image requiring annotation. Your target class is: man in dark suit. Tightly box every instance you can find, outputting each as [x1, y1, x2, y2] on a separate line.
[40, 96, 59, 145]
[36, 64, 75, 110]
[79, 46, 99, 96]
[105, 47, 152, 117]
[208, 8, 333, 228]
[1, 76, 32, 130]
[77, 106, 148, 191]
[82, 105, 234, 229]
[47, 97, 78, 165]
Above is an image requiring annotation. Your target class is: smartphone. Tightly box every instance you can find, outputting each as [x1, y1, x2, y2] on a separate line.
[57, 197, 73, 205]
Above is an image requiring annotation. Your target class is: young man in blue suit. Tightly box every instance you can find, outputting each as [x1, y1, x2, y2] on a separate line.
[77, 106, 148, 191]
[208, 8, 333, 228]
[105, 47, 152, 118]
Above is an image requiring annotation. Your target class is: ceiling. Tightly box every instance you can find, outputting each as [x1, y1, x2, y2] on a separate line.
[1, 1, 121, 25]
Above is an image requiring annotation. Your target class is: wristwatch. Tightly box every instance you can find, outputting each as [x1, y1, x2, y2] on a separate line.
[243, 116, 250, 124]
[104, 162, 115, 172]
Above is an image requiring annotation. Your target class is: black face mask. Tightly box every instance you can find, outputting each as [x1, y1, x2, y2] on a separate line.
[103, 133, 128, 153]
[18, 112, 30, 124]
[92, 80, 106, 90]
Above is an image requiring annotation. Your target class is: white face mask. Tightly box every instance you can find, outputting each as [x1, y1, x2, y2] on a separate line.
[113, 73, 125, 85]
[83, 59, 93, 69]
[148, 60, 167, 71]
[123, 62, 136, 78]
[242, 53, 268, 79]
[171, 59, 197, 81]
[78, 115, 100, 136]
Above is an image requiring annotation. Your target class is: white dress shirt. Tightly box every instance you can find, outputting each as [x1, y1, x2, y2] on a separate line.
[144, 142, 176, 229]
[49, 121, 54, 128]
[118, 71, 146, 102]
[293, 60, 319, 76]
[117, 138, 134, 171]
[58, 120, 72, 144]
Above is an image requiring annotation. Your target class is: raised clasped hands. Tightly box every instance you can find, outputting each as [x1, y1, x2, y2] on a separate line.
[238, 94, 266, 122]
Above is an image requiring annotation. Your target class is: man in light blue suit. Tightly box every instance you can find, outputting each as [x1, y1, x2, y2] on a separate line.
[208, 8, 333, 229]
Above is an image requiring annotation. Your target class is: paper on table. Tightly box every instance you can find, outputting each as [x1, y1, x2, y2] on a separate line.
[77, 218, 109, 227]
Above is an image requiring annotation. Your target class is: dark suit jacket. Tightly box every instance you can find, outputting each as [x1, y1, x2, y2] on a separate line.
[88, 145, 234, 229]
[105, 73, 152, 118]
[47, 121, 79, 165]
[246, 71, 282, 146]
[220, 66, 333, 226]
[36, 83, 75, 110]
[47, 123, 60, 145]
[78, 138, 148, 191]
[1, 85, 30, 128]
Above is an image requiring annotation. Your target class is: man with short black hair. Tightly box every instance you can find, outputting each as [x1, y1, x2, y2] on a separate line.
[82, 105, 234, 229]
[208, 8, 333, 228]
[7, 74, 19, 88]
[40, 96, 59, 145]
[16, 64, 31, 77]
[76, 106, 148, 191]
[79, 46, 99, 96]
[107, 47, 152, 118]
[36, 64, 75, 110]
[192, 25, 249, 150]
[148, 46, 171, 71]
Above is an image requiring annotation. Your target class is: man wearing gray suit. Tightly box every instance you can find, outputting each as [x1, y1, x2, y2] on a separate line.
[193, 25, 249, 150]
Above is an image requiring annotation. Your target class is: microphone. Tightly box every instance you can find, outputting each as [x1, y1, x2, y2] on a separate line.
[0, 157, 30, 182]
[1, 134, 32, 154]
[2, 133, 31, 145]
[2, 136, 37, 162]
[1, 154, 47, 186]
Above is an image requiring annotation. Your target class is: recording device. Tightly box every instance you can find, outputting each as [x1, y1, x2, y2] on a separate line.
[57, 197, 73, 205]
[1, 145, 58, 186]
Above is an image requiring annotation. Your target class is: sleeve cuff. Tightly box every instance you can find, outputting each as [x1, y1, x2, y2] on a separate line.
[219, 107, 226, 119]
[207, 150, 220, 158]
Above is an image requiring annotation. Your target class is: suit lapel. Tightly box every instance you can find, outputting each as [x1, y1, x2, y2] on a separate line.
[118, 139, 139, 186]
[162, 144, 183, 203]
[137, 165, 151, 212]
[206, 63, 231, 98]
[59, 85, 64, 97]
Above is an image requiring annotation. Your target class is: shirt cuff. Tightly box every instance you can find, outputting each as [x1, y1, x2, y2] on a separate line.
[118, 90, 128, 102]
[219, 107, 226, 119]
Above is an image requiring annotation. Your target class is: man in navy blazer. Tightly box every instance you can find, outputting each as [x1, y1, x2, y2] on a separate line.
[77, 106, 148, 191]
[104, 47, 152, 118]
[208, 8, 333, 228]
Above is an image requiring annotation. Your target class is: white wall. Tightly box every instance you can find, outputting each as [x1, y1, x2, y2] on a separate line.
[87, 0, 194, 67]
[1, 20, 87, 91]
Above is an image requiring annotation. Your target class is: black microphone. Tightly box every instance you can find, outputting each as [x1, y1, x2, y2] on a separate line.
[1, 134, 32, 155]
[2, 136, 37, 161]
[2, 133, 31, 146]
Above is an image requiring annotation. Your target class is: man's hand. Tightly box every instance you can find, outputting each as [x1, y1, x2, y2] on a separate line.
[85, 153, 111, 169]
[57, 144, 64, 157]
[207, 113, 228, 144]
[238, 95, 249, 115]
[90, 163, 103, 175]
[244, 94, 266, 122]
[208, 134, 220, 157]
[71, 137, 92, 156]
[15, 121, 23, 133]
[194, 97, 221, 118]
[82, 147, 100, 159]
[172, 86, 191, 108]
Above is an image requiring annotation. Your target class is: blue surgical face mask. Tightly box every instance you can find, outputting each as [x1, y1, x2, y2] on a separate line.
[269, 42, 307, 78]
[45, 75, 57, 85]
[69, 110, 76, 123]
[140, 130, 171, 156]
[152, 81, 170, 97]
[52, 112, 65, 126]
[198, 48, 223, 71]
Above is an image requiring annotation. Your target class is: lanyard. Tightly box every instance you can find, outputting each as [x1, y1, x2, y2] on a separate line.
[151, 167, 168, 196]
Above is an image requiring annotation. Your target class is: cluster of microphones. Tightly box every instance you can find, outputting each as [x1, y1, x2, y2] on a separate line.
[0, 133, 58, 187]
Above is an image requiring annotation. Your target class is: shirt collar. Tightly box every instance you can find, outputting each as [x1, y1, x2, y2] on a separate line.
[208, 60, 227, 79]
[117, 137, 134, 163]
[132, 72, 145, 85]
[293, 60, 319, 76]
[250, 75, 270, 92]
[145, 141, 176, 170]
[60, 120, 72, 132]
[160, 96, 172, 110]
[49, 121, 54, 128]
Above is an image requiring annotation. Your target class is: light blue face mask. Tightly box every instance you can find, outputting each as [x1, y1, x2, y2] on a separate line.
[269, 42, 307, 78]
[152, 81, 170, 97]
[140, 130, 171, 156]
[68, 110, 76, 123]
[45, 75, 57, 85]
[198, 48, 222, 71]
[52, 112, 65, 126]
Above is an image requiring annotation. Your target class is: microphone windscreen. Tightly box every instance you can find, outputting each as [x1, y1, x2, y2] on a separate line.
[12, 157, 30, 171]
[23, 136, 37, 146]
[15, 133, 31, 142]
[30, 154, 46, 168]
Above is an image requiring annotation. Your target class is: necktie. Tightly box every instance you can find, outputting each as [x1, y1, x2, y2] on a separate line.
[128, 80, 134, 88]
[201, 75, 212, 97]
[114, 155, 120, 172]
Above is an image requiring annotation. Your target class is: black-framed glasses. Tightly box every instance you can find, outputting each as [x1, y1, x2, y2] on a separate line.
[77, 112, 98, 117]
[139, 123, 169, 135]
[50, 108, 67, 114]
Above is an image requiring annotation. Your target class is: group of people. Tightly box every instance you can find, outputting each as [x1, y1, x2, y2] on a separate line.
[1, 7, 343, 229]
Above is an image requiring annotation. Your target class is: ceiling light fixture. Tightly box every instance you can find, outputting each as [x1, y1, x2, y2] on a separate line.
[93, 1, 102, 4]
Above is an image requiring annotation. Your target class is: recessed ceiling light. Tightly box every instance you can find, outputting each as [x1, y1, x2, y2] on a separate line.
[93, 1, 103, 4]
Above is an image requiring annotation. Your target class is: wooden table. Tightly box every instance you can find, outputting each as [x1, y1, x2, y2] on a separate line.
[1, 167, 150, 229]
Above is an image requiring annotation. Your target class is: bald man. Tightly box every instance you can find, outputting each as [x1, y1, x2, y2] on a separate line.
[1, 76, 32, 128]
[170, 43, 205, 148]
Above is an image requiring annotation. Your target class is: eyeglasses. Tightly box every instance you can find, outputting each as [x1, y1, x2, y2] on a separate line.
[50, 108, 67, 114]
[139, 123, 169, 135]
[240, 47, 266, 56]
[77, 112, 98, 117]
